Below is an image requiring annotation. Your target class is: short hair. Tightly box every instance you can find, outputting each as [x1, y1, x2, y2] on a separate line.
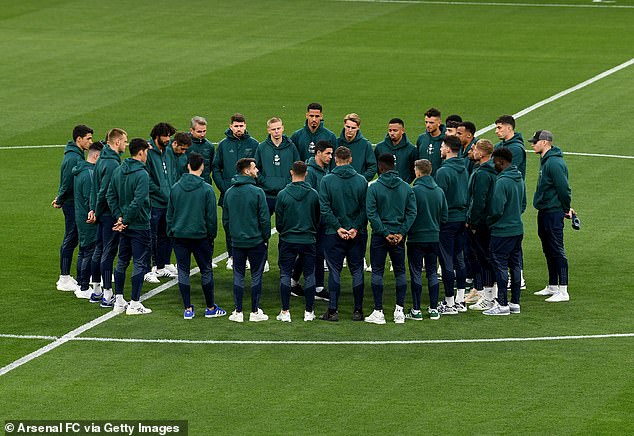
[73, 125, 93, 142]
[307, 103, 323, 112]
[315, 140, 333, 153]
[173, 132, 192, 147]
[190, 116, 207, 128]
[291, 161, 307, 176]
[474, 139, 494, 156]
[88, 141, 104, 154]
[150, 122, 176, 139]
[443, 135, 462, 153]
[445, 114, 463, 124]
[129, 138, 150, 156]
[335, 146, 352, 161]
[388, 118, 404, 127]
[188, 152, 204, 171]
[106, 128, 127, 144]
[344, 113, 361, 126]
[231, 113, 246, 124]
[414, 159, 432, 176]
[424, 107, 441, 118]
[236, 157, 255, 174]
[377, 153, 395, 171]
[492, 147, 513, 163]
[446, 120, 460, 129]
[459, 121, 476, 136]
[495, 115, 516, 129]
[267, 117, 282, 127]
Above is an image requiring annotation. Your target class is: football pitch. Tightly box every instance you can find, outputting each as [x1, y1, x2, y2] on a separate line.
[1, 0, 633, 434]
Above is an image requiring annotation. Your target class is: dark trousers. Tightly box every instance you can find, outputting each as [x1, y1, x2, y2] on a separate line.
[95, 215, 119, 290]
[77, 242, 99, 291]
[221, 206, 232, 258]
[265, 196, 277, 216]
[322, 232, 366, 311]
[279, 240, 316, 312]
[537, 210, 568, 286]
[469, 226, 495, 289]
[490, 234, 523, 306]
[369, 234, 407, 310]
[292, 221, 326, 288]
[173, 237, 215, 309]
[407, 242, 441, 310]
[114, 228, 151, 301]
[232, 243, 267, 313]
[439, 221, 467, 297]
[60, 203, 79, 276]
[150, 207, 172, 269]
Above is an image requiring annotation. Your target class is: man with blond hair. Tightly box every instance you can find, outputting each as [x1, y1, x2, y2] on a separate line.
[335, 113, 376, 181]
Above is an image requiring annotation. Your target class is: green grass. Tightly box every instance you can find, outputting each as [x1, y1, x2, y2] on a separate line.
[1, 0, 633, 434]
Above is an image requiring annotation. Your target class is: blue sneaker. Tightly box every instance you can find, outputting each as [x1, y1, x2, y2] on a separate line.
[184, 305, 195, 320]
[205, 305, 226, 318]
[90, 292, 104, 304]
[100, 296, 115, 308]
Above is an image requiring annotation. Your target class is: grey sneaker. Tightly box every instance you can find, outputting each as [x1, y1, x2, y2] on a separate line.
[483, 301, 510, 316]
[508, 302, 521, 314]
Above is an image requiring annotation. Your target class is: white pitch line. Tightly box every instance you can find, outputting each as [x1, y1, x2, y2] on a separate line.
[0, 144, 65, 150]
[335, 0, 634, 9]
[565, 152, 634, 160]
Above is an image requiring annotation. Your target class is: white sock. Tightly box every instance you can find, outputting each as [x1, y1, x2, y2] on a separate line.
[395, 305, 403, 312]
[548, 284, 559, 293]
[559, 285, 568, 294]
[484, 287, 494, 301]
[130, 300, 140, 308]
[91, 283, 102, 294]
[456, 289, 465, 303]
[316, 286, 324, 292]
[291, 278, 299, 287]
[103, 288, 113, 301]
[446, 296, 455, 306]
[411, 308, 421, 314]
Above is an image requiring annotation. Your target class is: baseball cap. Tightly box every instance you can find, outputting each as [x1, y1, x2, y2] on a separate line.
[527, 130, 553, 143]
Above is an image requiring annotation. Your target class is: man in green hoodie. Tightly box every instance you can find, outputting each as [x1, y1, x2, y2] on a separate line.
[212, 113, 259, 270]
[223, 158, 272, 323]
[290, 102, 338, 162]
[335, 113, 376, 182]
[167, 152, 226, 320]
[407, 159, 448, 321]
[457, 121, 478, 176]
[483, 147, 526, 316]
[365, 153, 417, 325]
[275, 161, 320, 322]
[88, 128, 127, 307]
[169, 132, 191, 181]
[52, 124, 94, 292]
[529, 130, 573, 303]
[106, 138, 153, 316]
[187, 116, 214, 185]
[374, 118, 417, 183]
[417, 107, 446, 177]
[319, 146, 368, 321]
[73, 141, 103, 300]
[436, 135, 469, 315]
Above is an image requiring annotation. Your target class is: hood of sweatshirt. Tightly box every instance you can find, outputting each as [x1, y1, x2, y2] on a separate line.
[498, 164, 523, 182]
[413, 175, 439, 190]
[224, 128, 253, 141]
[72, 159, 93, 176]
[500, 132, 525, 147]
[377, 170, 403, 189]
[64, 141, 84, 158]
[285, 181, 314, 201]
[231, 174, 257, 187]
[541, 145, 564, 163]
[307, 157, 327, 174]
[331, 164, 359, 179]
[99, 144, 122, 163]
[338, 128, 368, 146]
[121, 158, 147, 175]
[443, 156, 468, 175]
[178, 173, 205, 192]
[263, 134, 294, 150]
[380, 133, 412, 151]
[479, 159, 497, 175]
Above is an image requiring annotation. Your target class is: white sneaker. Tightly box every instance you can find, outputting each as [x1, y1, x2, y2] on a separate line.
[250, 308, 269, 322]
[469, 298, 494, 311]
[74, 288, 92, 299]
[112, 298, 129, 314]
[364, 258, 372, 272]
[304, 311, 316, 322]
[393, 306, 405, 324]
[165, 264, 178, 276]
[226, 257, 233, 270]
[276, 310, 291, 323]
[126, 301, 152, 315]
[144, 271, 160, 283]
[483, 301, 510, 316]
[509, 302, 521, 314]
[263, 260, 270, 273]
[229, 310, 243, 323]
[155, 267, 176, 278]
[57, 275, 79, 291]
[534, 285, 557, 296]
[364, 309, 386, 325]
[545, 291, 569, 302]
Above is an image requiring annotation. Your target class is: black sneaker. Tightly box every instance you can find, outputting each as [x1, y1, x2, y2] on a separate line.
[352, 310, 364, 321]
[291, 284, 304, 297]
[314, 288, 330, 301]
[320, 310, 339, 322]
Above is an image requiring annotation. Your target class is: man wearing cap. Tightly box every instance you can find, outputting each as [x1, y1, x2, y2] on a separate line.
[529, 130, 574, 303]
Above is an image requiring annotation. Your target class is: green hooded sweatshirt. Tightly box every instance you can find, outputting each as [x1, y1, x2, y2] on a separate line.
[90, 145, 121, 218]
[222, 175, 271, 248]
[533, 146, 571, 213]
[467, 159, 497, 229]
[366, 170, 417, 237]
[167, 146, 188, 185]
[408, 176, 448, 243]
[255, 135, 300, 198]
[336, 129, 377, 182]
[146, 139, 171, 208]
[186, 135, 215, 185]
[290, 120, 337, 162]
[435, 156, 469, 222]
[56, 141, 85, 206]
[416, 124, 446, 177]
[167, 173, 217, 240]
[107, 158, 150, 230]
[212, 128, 259, 205]
[495, 132, 526, 179]
[459, 138, 477, 175]
[319, 164, 368, 235]
[305, 157, 329, 192]
[73, 160, 97, 246]
[374, 133, 417, 183]
[487, 165, 526, 237]
[275, 181, 320, 244]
